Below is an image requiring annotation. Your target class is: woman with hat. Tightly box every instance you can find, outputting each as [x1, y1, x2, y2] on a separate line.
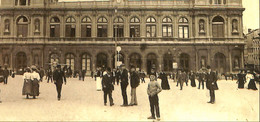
[246, 70, 258, 90]
[22, 68, 32, 99]
[30, 65, 41, 99]
[237, 70, 245, 89]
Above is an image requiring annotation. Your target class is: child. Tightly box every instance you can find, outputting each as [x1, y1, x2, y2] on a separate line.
[147, 75, 162, 120]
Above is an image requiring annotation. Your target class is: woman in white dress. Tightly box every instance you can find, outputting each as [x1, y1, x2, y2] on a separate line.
[96, 68, 102, 91]
[22, 68, 32, 99]
[246, 71, 258, 90]
[30, 66, 41, 99]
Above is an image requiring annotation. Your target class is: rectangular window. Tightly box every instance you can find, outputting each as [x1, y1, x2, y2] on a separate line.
[178, 26, 189, 38]
[81, 25, 92, 37]
[66, 25, 76, 37]
[212, 24, 224, 38]
[97, 25, 107, 37]
[113, 25, 124, 37]
[146, 25, 156, 37]
[162, 25, 172, 37]
[17, 25, 28, 37]
[50, 25, 60, 37]
[130, 25, 140, 38]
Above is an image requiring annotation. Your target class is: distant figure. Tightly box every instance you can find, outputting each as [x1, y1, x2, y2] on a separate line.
[112, 69, 116, 85]
[39, 67, 45, 82]
[120, 64, 129, 107]
[82, 70, 86, 81]
[47, 68, 53, 83]
[237, 70, 245, 89]
[53, 65, 67, 101]
[22, 68, 32, 99]
[96, 67, 102, 91]
[246, 71, 258, 90]
[190, 71, 196, 87]
[101, 67, 114, 106]
[129, 66, 140, 106]
[159, 71, 170, 90]
[115, 69, 120, 85]
[30, 66, 41, 99]
[206, 66, 218, 104]
[140, 70, 146, 83]
[198, 70, 206, 89]
[3, 67, 9, 84]
[147, 75, 162, 121]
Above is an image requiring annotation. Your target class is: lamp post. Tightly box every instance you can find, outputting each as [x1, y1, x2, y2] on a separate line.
[114, 8, 118, 69]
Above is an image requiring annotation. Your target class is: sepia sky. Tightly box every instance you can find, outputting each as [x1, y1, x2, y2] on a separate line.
[242, 0, 259, 32]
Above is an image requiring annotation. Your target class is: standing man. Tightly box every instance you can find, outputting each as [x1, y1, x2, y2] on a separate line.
[3, 66, 9, 84]
[102, 67, 114, 106]
[53, 65, 67, 101]
[198, 69, 205, 89]
[39, 67, 45, 82]
[82, 70, 86, 81]
[206, 66, 217, 104]
[47, 67, 53, 83]
[129, 66, 140, 106]
[120, 64, 129, 107]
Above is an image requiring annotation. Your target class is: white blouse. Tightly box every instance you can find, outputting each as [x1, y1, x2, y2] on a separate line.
[31, 71, 40, 81]
[23, 72, 31, 80]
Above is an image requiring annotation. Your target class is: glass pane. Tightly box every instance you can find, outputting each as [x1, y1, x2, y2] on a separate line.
[184, 27, 188, 38]
[179, 26, 183, 38]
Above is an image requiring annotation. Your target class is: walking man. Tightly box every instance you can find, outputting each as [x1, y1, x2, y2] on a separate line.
[120, 64, 129, 107]
[198, 69, 205, 89]
[206, 66, 217, 104]
[102, 67, 114, 106]
[129, 66, 140, 106]
[3, 66, 9, 84]
[53, 65, 67, 101]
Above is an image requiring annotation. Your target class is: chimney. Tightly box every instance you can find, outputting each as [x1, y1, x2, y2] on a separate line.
[248, 29, 252, 33]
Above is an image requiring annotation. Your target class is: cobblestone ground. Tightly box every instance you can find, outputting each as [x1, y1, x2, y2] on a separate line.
[0, 76, 259, 121]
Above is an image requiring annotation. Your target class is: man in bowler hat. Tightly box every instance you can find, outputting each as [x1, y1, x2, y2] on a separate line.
[53, 65, 67, 101]
[206, 66, 217, 104]
[120, 64, 129, 106]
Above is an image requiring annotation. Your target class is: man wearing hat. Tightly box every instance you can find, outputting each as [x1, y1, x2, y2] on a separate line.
[129, 66, 140, 106]
[206, 66, 217, 104]
[53, 64, 67, 101]
[120, 64, 129, 106]
[3, 66, 9, 84]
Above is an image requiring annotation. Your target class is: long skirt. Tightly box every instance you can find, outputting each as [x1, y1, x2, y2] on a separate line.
[31, 79, 40, 96]
[191, 79, 196, 87]
[161, 79, 170, 90]
[22, 79, 32, 95]
[238, 79, 245, 88]
[96, 77, 102, 91]
[248, 79, 258, 90]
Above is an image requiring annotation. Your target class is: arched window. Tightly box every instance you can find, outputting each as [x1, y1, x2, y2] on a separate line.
[4, 19, 10, 34]
[50, 17, 60, 37]
[129, 53, 142, 70]
[232, 19, 238, 33]
[17, 16, 29, 37]
[65, 17, 76, 37]
[178, 17, 189, 38]
[114, 16, 124, 37]
[162, 17, 172, 37]
[34, 19, 40, 33]
[97, 53, 107, 68]
[97, 17, 108, 37]
[180, 53, 190, 71]
[199, 19, 205, 33]
[146, 17, 156, 37]
[65, 53, 75, 71]
[81, 16, 92, 37]
[163, 53, 173, 72]
[16, 52, 27, 71]
[130, 17, 140, 38]
[81, 53, 91, 72]
[147, 53, 157, 74]
[212, 16, 224, 38]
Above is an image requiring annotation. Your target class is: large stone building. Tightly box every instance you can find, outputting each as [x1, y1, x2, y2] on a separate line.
[245, 29, 260, 71]
[0, 0, 245, 75]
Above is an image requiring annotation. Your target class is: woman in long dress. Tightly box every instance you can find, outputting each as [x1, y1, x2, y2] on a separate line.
[96, 68, 102, 91]
[22, 68, 32, 99]
[159, 71, 170, 90]
[246, 71, 258, 90]
[237, 70, 245, 89]
[30, 66, 41, 99]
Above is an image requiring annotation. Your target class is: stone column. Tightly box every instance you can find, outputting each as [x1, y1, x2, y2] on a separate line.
[229, 47, 232, 73]
[241, 49, 244, 68]
[142, 57, 146, 72]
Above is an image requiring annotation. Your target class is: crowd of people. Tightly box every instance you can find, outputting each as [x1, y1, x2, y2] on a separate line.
[0, 63, 259, 121]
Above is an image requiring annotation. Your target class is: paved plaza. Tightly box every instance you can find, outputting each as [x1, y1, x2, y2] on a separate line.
[0, 76, 259, 121]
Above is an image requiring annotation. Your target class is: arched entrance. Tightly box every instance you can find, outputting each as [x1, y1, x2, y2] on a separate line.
[81, 53, 92, 74]
[163, 53, 173, 72]
[214, 52, 226, 73]
[16, 52, 27, 71]
[129, 53, 142, 70]
[96, 53, 107, 69]
[180, 53, 190, 71]
[147, 53, 157, 74]
[65, 53, 75, 71]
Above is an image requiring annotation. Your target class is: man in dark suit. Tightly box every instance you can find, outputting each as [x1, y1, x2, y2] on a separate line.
[129, 66, 140, 106]
[120, 64, 129, 107]
[53, 65, 67, 101]
[102, 67, 114, 106]
[3, 66, 9, 84]
[206, 66, 217, 104]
